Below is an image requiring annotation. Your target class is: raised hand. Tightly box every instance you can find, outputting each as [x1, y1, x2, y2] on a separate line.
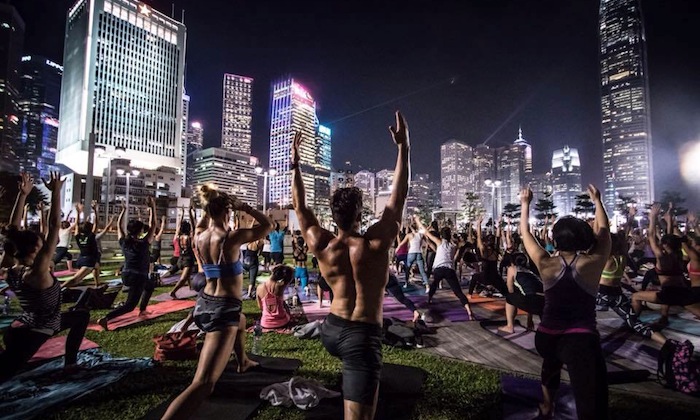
[687, 212, 697, 226]
[520, 187, 533, 205]
[476, 214, 484, 225]
[388, 111, 409, 147]
[18, 172, 34, 196]
[629, 206, 637, 217]
[147, 196, 155, 207]
[76, 202, 84, 213]
[42, 171, 64, 193]
[649, 203, 661, 218]
[291, 131, 302, 166]
[91, 200, 98, 208]
[587, 184, 602, 203]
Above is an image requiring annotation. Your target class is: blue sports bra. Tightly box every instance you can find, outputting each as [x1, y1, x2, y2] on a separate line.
[201, 228, 244, 280]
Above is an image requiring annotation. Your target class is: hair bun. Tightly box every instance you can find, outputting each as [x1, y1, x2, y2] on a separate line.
[199, 184, 219, 203]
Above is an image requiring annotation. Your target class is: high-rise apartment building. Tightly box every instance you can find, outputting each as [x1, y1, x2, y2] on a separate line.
[407, 173, 440, 213]
[190, 147, 258, 206]
[354, 170, 376, 212]
[0, 4, 25, 172]
[221, 74, 253, 154]
[17, 55, 63, 180]
[551, 146, 582, 216]
[440, 140, 473, 210]
[473, 144, 496, 218]
[268, 77, 330, 211]
[185, 121, 203, 187]
[56, 0, 187, 176]
[331, 169, 354, 192]
[599, 0, 653, 209]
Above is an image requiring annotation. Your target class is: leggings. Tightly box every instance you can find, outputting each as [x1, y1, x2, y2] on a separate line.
[429, 267, 470, 306]
[596, 285, 653, 338]
[535, 331, 608, 420]
[0, 310, 90, 382]
[425, 250, 436, 277]
[247, 259, 259, 288]
[386, 274, 417, 313]
[641, 269, 660, 291]
[105, 272, 155, 319]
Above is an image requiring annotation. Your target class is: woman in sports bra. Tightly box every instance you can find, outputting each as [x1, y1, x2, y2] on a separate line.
[257, 265, 294, 329]
[521, 185, 610, 420]
[169, 206, 197, 299]
[631, 204, 690, 325]
[163, 185, 273, 419]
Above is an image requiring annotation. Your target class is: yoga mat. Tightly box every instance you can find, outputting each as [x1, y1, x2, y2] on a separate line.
[53, 269, 76, 277]
[501, 374, 577, 420]
[145, 394, 263, 420]
[87, 300, 195, 331]
[158, 273, 181, 285]
[0, 315, 15, 331]
[639, 312, 700, 336]
[153, 287, 198, 301]
[0, 348, 153, 420]
[29, 336, 100, 363]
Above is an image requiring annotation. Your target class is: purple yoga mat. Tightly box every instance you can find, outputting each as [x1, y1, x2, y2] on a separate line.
[153, 287, 198, 301]
[501, 374, 577, 420]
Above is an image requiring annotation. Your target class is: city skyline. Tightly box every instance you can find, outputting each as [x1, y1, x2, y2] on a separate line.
[9, 0, 700, 208]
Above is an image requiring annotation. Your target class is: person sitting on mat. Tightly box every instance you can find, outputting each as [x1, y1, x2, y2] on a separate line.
[317, 273, 334, 308]
[498, 252, 544, 334]
[97, 197, 157, 329]
[0, 172, 90, 382]
[521, 184, 610, 420]
[293, 111, 410, 420]
[163, 185, 273, 419]
[257, 264, 294, 329]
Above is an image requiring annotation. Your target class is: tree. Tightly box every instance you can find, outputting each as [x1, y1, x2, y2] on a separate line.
[573, 193, 595, 218]
[616, 194, 637, 217]
[415, 203, 433, 225]
[534, 189, 557, 223]
[657, 190, 688, 216]
[0, 171, 49, 221]
[501, 203, 521, 221]
[461, 192, 483, 224]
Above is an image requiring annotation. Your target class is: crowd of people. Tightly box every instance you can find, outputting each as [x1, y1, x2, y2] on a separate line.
[1, 111, 699, 420]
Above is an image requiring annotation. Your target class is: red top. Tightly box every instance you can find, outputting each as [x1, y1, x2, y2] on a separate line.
[260, 282, 290, 329]
[172, 236, 181, 258]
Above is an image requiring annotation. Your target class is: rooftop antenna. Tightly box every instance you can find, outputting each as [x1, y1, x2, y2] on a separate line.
[181, 9, 185, 24]
[171, 3, 174, 18]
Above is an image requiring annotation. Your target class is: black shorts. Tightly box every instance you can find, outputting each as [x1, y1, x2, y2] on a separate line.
[271, 252, 284, 265]
[75, 255, 98, 269]
[506, 292, 544, 315]
[320, 313, 382, 405]
[193, 292, 242, 333]
[53, 247, 73, 263]
[178, 255, 195, 269]
[262, 251, 271, 264]
[150, 249, 161, 263]
[657, 286, 694, 307]
[395, 254, 407, 265]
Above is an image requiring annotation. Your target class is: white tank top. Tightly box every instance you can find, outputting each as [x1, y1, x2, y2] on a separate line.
[433, 241, 456, 270]
[408, 232, 423, 254]
[57, 228, 72, 248]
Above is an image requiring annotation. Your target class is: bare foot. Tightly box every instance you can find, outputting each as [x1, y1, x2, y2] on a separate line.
[139, 310, 151, 317]
[413, 311, 421, 323]
[538, 402, 553, 419]
[97, 317, 109, 331]
[238, 357, 259, 373]
[465, 305, 474, 320]
[527, 322, 535, 331]
[498, 325, 515, 334]
[170, 292, 178, 300]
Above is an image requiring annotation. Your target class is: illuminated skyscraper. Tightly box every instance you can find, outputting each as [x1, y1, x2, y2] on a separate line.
[0, 4, 24, 172]
[56, 0, 187, 176]
[18, 55, 63, 180]
[221, 74, 253, 154]
[180, 91, 189, 187]
[440, 140, 473, 210]
[497, 128, 532, 213]
[268, 77, 330, 212]
[354, 170, 376, 212]
[600, 0, 653, 209]
[185, 121, 203, 187]
[190, 148, 258, 206]
[551, 146, 582, 215]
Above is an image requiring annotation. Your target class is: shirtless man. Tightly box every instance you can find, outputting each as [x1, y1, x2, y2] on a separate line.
[292, 111, 410, 420]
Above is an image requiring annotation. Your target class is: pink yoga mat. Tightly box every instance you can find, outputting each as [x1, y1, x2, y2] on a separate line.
[53, 269, 76, 277]
[88, 300, 195, 331]
[153, 287, 198, 302]
[29, 336, 99, 363]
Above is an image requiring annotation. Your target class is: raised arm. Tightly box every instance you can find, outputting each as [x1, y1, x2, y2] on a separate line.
[144, 197, 157, 243]
[91, 201, 99, 233]
[475, 215, 485, 254]
[38, 202, 48, 238]
[35, 172, 64, 274]
[415, 215, 441, 246]
[663, 203, 675, 235]
[117, 202, 127, 240]
[73, 203, 83, 235]
[647, 203, 664, 258]
[519, 187, 549, 266]
[9, 172, 34, 228]
[587, 184, 611, 259]
[156, 215, 167, 240]
[175, 206, 184, 236]
[366, 111, 411, 247]
[230, 198, 273, 245]
[291, 131, 325, 249]
[100, 215, 115, 235]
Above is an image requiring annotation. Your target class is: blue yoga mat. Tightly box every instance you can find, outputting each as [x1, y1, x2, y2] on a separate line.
[501, 374, 577, 420]
[639, 312, 700, 336]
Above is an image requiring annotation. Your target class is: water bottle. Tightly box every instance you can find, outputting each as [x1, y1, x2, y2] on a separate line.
[252, 320, 263, 355]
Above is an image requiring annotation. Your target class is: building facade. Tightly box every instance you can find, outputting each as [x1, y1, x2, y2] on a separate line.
[473, 144, 496, 218]
[496, 129, 532, 215]
[185, 121, 203, 187]
[190, 147, 258, 207]
[407, 173, 440, 214]
[180, 91, 189, 187]
[221, 74, 253, 154]
[56, 0, 187, 176]
[0, 4, 25, 172]
[354, 170, 376, 213]
[599, 0, 653, 209]
[331, 169, 354, 192]
[440, 140, 473, 211]
[17, 55, 63, 180]
[551, 146, 582, 216]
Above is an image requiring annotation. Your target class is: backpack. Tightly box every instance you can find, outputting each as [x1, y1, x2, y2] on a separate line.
[657, 339, 700, 395]
[153, 330, 199, 361]
[382, 318, 418, 348]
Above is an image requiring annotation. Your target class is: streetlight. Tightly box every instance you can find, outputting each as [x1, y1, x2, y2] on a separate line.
[95, 145, 125, 223]
[484, 179, 503, 222]
[116, 168, 140, 214]
[255, 166, 277, 212]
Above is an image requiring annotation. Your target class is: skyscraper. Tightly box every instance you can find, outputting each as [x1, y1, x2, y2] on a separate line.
[181, 91, 190, 187]
[473, 144, 496, 217]
[268, 77, 329, 211]
[599, 0, 653, 209]
[221, 74, 253, 154]
[185, 121, 203, 187]
[497, 129, 532, 213]
[56, 0, 187, 176]
[440, 140, 473, 210]
[551, 146, 582, 215]
[331, 169, 354, 192]
[0, 4, 25, 173]
[190, 147, 258, 206]
[18, 55, 63, 180]
[354, 170, 376, 213]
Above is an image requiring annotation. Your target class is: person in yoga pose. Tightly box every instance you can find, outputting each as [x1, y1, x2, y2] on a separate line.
[0, 172, 89, 382]
[269, 216, 288, 266]
[163, 185, 272, 419]
[169, 205, 197, 299]
[521, 185, 610, 420]
[385, 273, 422, 323]
[261, 235, 272, 271]
[292, 112, 410, 420]
[164, 207, 187, 278]
[472, 216, 507, 297]
[53, 207, 76, 272]
[631, 204, 690, 325]
[243, 220, 264, 299]
[63, 203, 104, 288]
[257, 264, 294, 329]
[394, 228, 409, 282]
[317, 273, 334, 308]
[416, 216, 474, 319]
[292, 234, 310, 294]
[97, 198, 157, 329]
[498, 252, 544, 334]
[149, 214, 167, 270]
[396, 220, 429, 288]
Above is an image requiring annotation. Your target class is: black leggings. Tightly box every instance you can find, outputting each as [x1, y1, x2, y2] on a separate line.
[535, 332, 608, 420]
[386, 274, 417, 313]
[247, 259, 259, 288]
[0, 309, 90, 382]
[105, 272, 155, 319]
[596, 285, 653, 338]
[429, 267, 469, 306]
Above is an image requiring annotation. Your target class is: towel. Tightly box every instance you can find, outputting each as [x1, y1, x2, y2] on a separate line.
[260, 376, 340, 410]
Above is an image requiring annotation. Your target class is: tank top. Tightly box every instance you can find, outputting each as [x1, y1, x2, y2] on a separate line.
[261, 283, 290, 329]
[601, 255, 625, 280]
[408, 232, 423, 254]
[179, 235, 194, 258]
[396, 241, 409, 256]
[7, 267, 61, 333]
[76, 231, 99, 257]
[57, 228, 72, 248]
[172, 236, 181, 257]
[539, 255, 597, 333]
[514, 268, 543, 295]
[433, 241, 456, 270]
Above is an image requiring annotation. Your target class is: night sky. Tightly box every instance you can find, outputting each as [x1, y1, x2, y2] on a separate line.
[12, 0, 700, 207]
